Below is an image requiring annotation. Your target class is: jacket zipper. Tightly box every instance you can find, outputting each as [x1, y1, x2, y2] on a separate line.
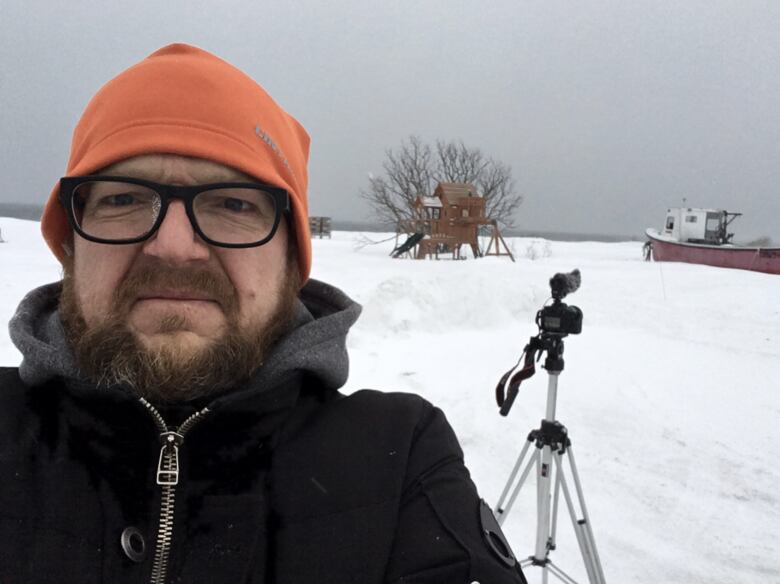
[140, 397, 210, 584]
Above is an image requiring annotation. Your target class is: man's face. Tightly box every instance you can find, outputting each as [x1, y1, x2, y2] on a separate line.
[61, 153, 299, 401]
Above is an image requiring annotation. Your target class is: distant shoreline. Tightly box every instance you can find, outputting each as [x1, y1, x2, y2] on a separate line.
[0, 203, 43, 221]
[0, 204, 643, 243]
[327, 220, 643, 243]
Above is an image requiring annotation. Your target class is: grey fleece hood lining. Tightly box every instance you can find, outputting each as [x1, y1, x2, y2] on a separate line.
[9, 278, 362, 397]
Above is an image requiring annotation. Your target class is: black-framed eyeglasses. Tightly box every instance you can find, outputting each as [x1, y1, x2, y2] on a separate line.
[59, 175, 290, 248]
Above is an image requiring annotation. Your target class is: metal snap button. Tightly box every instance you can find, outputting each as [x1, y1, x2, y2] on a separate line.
[120, 526, 146, 563]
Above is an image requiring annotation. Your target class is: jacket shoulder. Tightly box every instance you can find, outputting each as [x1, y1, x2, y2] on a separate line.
[325, 389, 462, 471]
[0, 367, 31, 413]
[0, 367, 23, 384]
[271, 389, 447, 517]
[274, 389, 527, 583]
[0, 368, 62, 446]
[334, 388, 433, 425]
[343, 389, 464, 474]
[0, 367, 42, 453]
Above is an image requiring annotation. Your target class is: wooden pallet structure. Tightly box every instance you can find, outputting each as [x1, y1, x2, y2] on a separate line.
[309, 216, 332, 239]
[394, 182, 514, 261]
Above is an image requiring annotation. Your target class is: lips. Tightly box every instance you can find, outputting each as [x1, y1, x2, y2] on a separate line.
[136, 290, 217, 303]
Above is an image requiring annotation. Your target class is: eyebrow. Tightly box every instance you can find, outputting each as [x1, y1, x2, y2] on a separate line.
[97, 163, 255, 184]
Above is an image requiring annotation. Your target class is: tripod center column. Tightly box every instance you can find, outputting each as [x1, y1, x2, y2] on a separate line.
[545, 373, 560, 421]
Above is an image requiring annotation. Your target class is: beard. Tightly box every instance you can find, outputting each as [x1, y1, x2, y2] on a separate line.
[60, 257, 300, 404]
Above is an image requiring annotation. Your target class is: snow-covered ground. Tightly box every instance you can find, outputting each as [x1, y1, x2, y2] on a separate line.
[2, 217, 779, 583]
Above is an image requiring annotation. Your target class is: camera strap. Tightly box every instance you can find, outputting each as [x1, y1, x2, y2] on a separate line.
[496, 336, 544, 415]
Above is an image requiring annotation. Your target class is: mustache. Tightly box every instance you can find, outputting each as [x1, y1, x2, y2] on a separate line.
[111, 261, 239, 317]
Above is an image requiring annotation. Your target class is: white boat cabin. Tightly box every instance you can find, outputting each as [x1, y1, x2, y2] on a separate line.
[662, 208, 740, 245]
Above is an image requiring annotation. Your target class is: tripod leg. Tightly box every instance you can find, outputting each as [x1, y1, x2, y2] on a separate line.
[553, 450, 607, 584]
[566, 447, 607, 584]
[497, 447, 540, 526]
[546, 560, 580, 584]
[553, 453, 598, 583]
[496, 437, 534, 518]
[550, 456, 563, 552]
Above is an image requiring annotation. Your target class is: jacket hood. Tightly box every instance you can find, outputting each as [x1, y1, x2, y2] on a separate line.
[8, 278, 362, 400]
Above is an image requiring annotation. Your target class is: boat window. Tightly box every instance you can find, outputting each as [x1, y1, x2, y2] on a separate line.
[665, 217, 675, 229]
[685, 215, 698, 223]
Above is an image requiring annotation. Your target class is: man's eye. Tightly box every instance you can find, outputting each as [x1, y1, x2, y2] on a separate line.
[222, 197, 254, 213]
[99, 193, 138, 206]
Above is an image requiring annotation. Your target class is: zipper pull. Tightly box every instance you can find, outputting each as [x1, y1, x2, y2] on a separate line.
[156, 431, 184, 486]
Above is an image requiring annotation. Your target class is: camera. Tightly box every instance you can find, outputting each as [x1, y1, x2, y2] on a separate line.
[495, 268, 585, 415]
[536, 303, 583, 335]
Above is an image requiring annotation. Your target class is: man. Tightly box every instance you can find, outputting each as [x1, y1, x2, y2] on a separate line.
[1, 44, 526, 583]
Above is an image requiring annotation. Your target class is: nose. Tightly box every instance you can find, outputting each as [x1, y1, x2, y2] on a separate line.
[141, 200, 210, 262]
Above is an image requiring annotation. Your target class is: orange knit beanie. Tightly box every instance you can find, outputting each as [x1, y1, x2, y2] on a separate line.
[41, 43, 312, 283]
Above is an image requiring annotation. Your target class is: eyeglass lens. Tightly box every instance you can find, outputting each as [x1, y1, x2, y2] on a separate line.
[71, 181, 278, 245]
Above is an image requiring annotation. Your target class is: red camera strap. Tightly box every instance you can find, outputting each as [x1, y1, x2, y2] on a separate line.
[496, 337, 543, 409]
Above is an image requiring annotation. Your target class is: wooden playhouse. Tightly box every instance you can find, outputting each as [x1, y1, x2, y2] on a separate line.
[393, 182, 514, 261]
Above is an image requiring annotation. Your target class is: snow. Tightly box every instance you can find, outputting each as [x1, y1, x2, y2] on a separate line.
[2, 218, 779, 583]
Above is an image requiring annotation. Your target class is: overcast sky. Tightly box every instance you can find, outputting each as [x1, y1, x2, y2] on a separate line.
[1, 0, 778, 240]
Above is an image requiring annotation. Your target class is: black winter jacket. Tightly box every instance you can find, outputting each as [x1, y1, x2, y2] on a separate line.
[2, 279, 526, 583]
[0, 368, 526, 583]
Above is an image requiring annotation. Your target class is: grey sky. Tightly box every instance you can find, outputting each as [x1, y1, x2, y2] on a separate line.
[1, 0, 778, 240]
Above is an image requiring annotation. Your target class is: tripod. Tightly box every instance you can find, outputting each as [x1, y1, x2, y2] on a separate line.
[495, 335, 606, 584]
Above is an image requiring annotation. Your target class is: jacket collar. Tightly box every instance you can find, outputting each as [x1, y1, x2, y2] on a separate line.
[9, 278, 362, 411]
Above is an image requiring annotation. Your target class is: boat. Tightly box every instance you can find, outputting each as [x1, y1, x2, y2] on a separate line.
[645, 208, 780, 275]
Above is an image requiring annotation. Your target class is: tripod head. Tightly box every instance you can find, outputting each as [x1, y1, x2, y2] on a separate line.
[495, 269, 584, 416]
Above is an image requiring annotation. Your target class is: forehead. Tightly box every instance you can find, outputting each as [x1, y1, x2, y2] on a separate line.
[100, 154, 255, 184]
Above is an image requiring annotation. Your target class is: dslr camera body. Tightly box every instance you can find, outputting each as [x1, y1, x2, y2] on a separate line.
[536, 302, 582, 336]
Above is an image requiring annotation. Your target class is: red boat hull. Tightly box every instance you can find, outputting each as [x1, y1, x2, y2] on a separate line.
[647, 232, 780, 275]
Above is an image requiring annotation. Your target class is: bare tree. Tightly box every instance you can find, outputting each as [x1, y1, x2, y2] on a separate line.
[362, 136, 522, 228]
[362, 136, 434, 225]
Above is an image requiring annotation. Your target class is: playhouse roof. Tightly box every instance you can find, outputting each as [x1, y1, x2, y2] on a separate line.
[418, 196, 443, 208]
[434, 182, 481, 200]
